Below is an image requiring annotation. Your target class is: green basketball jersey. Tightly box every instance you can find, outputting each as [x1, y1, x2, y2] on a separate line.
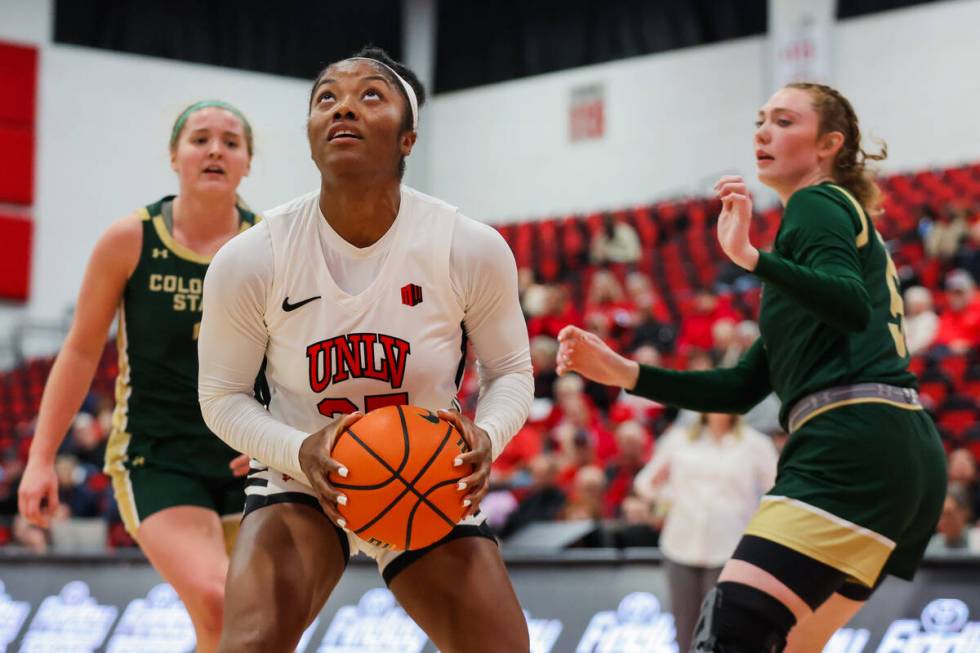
[756, 183, 916, 425]
[107, 196, 259, 477]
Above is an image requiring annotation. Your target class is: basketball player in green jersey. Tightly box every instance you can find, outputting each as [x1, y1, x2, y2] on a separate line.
[557, 83, 946, 652]
[19, 101, 259, 652]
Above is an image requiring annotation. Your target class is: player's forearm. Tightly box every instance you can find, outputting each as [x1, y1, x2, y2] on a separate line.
[199, 391, 309, 482]
[754, 251, 871, 332]
[630, 340, 770, 413]
[631, 365, 767, 413]
[30, 345, 104, 463]
[474, 369, 534, 460]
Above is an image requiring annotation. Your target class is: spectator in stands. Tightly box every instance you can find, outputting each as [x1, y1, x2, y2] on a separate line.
[614, 495, 661, 548]
[603, 421, 651, 517]
[935, 269, 980, 354]
[563, 465, 607, 521]
[590, 213, 641, 265]
[530, 336, 560, 400]
[925, 205, 969, 263]
[520, 273, 548, 320]
[527, 284, 583, 339]
[676, 290, 739, 353]
[952, 217, 980, 284]
[62, 412, 106, 469]
[948, 448, 980, 525]
[553, 425, 598, 497]
[54, 454, 108, 519]
[926, 483, 978, 553]
[903, 286, 939, 356]
[500, 454, 566, 538]
[710, 318, 742, 368]
[553, 391, 615, 465]
[517, 267, 536, 299]
[585, 270, 636, 343]
[630, 302, 677, 354]
[735, 319, 760, 351]
[549, 373, 588, 422]
[632, 413, 777, 653]
[625, 272, 671, 322]
[715, 260, 755, 296]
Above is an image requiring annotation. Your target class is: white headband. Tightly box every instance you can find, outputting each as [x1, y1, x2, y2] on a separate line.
[347, 57, 418, 131]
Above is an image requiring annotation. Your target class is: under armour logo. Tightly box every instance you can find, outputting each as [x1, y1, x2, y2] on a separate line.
[152, 248, 169, 259]
[401, 283, 422, 307]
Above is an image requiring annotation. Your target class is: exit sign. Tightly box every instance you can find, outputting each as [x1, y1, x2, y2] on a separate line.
[569, 84, 605, 143]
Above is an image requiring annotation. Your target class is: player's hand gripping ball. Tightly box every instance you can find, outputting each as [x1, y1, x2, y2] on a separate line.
[327, 405, 473, 550]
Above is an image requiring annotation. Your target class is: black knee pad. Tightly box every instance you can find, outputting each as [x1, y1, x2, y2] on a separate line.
[690, 582, 796, 653]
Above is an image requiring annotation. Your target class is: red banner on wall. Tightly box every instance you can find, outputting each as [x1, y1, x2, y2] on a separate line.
[0, 41, 37, 204]
[0, 213, 33, 302]
[0, 41, 39, 301]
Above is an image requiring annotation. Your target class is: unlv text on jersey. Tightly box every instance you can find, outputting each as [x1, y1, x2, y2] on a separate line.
[307, 333, 412, 392]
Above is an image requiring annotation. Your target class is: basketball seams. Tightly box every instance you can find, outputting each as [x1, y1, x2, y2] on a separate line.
[331, 426, 403, 491]
[342, 419, 463, 540]
[333, 405, 412, 490]
[395, 405, 412, 474]
[404, 477, 463, 549]
[400, 423, 459, 528]
[353, 483, 416, 535]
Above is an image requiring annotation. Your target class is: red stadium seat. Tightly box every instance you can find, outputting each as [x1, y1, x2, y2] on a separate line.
[917, 375, 952, 409]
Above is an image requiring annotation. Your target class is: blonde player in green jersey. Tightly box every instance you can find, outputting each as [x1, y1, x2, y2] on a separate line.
[19, 101, 260, 653]
[558, 83, 946, 652]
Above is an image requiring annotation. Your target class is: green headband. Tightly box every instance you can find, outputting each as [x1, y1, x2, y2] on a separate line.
[170, 100, 253, 152]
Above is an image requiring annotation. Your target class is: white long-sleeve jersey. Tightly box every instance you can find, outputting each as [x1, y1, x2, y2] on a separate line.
[198, 186, 533, 486]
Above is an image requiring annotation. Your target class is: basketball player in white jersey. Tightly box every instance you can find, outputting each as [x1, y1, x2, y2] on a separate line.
[197, 47, 534, 652]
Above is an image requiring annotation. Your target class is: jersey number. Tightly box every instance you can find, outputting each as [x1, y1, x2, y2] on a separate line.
[879, 233, 908, 358]
[317, 392, 410, 418]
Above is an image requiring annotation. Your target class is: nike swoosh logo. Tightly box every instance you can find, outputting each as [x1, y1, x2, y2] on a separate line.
[281, 295, 321, 312]
[420, 410, 440, 425]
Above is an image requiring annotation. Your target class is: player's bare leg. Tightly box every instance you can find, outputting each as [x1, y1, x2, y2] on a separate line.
[786, 593, 865, 653]
[215, 503, 347, 653]
[138, 506, 230, 653]
[390, 537, 529, 653]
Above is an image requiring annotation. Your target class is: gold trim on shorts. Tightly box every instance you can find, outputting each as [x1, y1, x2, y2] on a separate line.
[745, 495, 895, 587]
[105, 307, 140, 539]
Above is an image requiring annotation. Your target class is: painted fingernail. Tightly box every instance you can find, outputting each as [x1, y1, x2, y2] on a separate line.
[338, 518, 347, 529]
[339, 467, 349, 478]
[454, 457, 462, 467]
[457, 481, 467, 491]
[337, 495, 348, 506]
[463, 499, 472, 507]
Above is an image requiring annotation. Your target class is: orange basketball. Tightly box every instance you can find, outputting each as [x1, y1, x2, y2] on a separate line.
[328, 405, 473, 551]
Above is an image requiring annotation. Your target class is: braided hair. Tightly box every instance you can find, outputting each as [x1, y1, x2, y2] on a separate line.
[787, 82, 887, 217]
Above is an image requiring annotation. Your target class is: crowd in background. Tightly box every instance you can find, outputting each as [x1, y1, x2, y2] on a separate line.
[1, 187, 979, 556]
